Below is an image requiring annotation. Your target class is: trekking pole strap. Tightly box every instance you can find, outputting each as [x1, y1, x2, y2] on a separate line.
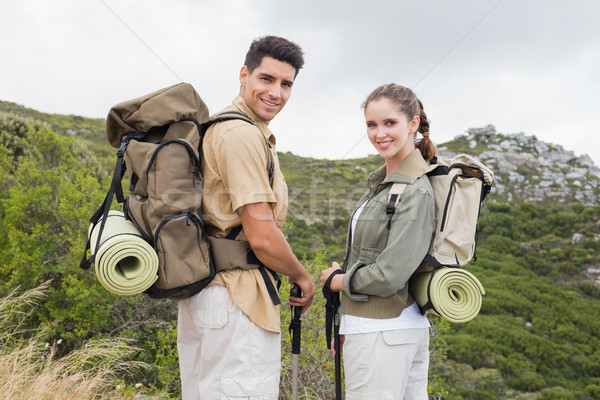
[289, 284, 302, 355]
[321, 270, 343, 400]
[322, 269, 343, 349]
[289, 315, 301, 355]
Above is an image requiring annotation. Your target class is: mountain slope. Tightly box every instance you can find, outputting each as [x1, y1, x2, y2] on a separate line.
[1, 101, 599, 399]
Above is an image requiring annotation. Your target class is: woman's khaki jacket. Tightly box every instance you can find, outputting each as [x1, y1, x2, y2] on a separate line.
[341, 150, 436, 319]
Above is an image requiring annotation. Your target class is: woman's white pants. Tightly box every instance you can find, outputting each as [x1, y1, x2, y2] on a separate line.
[343, 328, 430, 400]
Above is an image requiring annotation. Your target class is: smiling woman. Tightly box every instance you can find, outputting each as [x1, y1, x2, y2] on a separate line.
[320, 83, 438, 399]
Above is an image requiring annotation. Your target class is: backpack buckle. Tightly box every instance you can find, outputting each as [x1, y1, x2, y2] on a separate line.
[116, 139, 130, 157]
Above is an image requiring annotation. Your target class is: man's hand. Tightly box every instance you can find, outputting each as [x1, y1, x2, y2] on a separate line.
[288, 275, 315, 313]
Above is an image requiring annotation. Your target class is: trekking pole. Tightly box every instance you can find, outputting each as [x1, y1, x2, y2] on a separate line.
[333, 314, 342, 398]
[323, 270, 343, 400]
[289, 284, 302, 400]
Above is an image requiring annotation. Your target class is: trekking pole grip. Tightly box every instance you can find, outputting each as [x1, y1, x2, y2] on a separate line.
[290, 284, 302, 355]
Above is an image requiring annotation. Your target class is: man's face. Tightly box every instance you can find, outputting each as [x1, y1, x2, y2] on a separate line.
[239, 56, 296, 124]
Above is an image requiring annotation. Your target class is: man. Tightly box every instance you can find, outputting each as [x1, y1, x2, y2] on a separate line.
[177, 35, 315, 399]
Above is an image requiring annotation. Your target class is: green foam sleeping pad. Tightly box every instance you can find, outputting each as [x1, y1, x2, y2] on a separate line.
[88, 210, 158, 295]
[410, 267, 485, 323]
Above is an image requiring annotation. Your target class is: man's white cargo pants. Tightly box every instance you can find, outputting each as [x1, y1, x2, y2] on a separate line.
[177, 285, 281, 399]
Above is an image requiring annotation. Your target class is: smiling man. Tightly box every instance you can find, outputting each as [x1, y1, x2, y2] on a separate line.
[176, 36, 315, 400]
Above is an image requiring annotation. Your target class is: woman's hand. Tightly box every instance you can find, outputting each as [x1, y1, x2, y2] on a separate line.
[320, 261, 344, 292]
[330, 334, 345, 355]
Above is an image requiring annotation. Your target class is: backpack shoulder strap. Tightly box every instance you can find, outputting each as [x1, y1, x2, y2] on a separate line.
[385, 182, 408, 229]
[203, 111, 274, 184]
[209, 110, 253, 125]
[203, 111, 279, 304]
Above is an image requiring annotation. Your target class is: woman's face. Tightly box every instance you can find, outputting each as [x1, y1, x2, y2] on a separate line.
[365, 98, 419, 164]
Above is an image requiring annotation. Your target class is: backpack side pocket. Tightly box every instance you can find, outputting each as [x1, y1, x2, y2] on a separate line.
[153, 212, 212, 290]
[124, 196, 153, 243]
[432, 169, 482, 266]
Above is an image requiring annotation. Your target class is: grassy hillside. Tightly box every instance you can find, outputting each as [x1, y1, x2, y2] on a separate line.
[1, 102, 599, 399]
[0, 100, 110, 159]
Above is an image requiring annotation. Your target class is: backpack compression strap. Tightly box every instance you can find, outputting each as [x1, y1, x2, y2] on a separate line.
[79, 138, 135, 270]
[418, 267, 440, 315]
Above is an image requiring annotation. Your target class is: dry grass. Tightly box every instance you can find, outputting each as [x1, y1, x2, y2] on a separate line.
[0, 282, 156, 400]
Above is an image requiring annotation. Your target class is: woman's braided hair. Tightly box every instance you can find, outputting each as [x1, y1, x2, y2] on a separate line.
[362, 83, 436, 162]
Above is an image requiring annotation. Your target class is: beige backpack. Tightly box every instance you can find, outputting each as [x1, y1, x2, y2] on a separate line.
[386, 154, 494, 270]
[80, 83, 276, 300]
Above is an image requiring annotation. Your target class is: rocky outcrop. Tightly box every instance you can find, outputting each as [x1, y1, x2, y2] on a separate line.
[438, 125, 600, 206]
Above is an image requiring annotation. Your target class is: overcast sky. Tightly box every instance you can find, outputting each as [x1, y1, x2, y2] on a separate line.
[2, 0, 599, 166]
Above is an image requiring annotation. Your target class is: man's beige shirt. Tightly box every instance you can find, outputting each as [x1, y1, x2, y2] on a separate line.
[201, 96, 288, 333]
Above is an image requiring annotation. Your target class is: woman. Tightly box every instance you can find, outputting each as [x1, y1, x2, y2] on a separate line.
[321, 83, 437, 399]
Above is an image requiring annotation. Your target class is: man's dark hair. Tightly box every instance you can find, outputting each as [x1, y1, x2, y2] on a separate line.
[244, 35, 305, 78]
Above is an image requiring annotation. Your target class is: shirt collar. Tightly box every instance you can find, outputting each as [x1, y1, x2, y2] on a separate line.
[231, 96, 276, 145]
[369, 149, 430, 189]
[389, 149, 430, 178]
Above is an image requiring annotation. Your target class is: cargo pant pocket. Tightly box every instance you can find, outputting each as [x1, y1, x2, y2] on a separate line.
[382, 329, 419, 346]
[382, 328, 429, 400]
[220, 374, 279, 400]
[187, 285, 231, 329]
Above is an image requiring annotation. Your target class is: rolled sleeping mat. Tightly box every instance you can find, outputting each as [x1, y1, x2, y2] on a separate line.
[88, 210, 158, 295]
[410, 267, 485, 323]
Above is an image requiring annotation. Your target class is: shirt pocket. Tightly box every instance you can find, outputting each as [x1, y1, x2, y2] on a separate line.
[355, 197, 388, 249]
[353, 199, 386, 248]
[356, 246, 381, 267]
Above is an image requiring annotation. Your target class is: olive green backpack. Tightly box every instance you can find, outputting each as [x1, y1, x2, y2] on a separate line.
[80, 83, 277, 300]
